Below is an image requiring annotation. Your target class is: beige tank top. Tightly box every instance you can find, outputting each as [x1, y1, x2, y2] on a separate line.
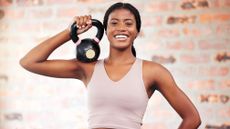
[87, 58, 149, 129]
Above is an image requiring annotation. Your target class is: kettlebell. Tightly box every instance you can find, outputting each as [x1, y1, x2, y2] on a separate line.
[70, 19, 104, 63]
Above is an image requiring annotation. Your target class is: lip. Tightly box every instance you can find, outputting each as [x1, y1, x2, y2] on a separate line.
[113, 33, 129, 41]
[114, 33, 129, 37]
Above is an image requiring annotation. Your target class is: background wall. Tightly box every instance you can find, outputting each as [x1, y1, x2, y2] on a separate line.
[0, 0, 230, 129]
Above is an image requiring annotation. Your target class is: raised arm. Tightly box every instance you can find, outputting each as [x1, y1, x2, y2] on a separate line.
[145, 61, 201, 129]
[20, 15, 93, 80]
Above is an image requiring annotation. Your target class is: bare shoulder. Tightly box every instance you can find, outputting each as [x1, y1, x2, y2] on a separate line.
[142, 59, 168, 75]
[142, 59, 172, 89]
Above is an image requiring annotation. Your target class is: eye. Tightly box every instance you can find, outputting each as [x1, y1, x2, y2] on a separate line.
[125, 22, 133, 26]
[111, 22, 117, 25]
[110, 20, 118, 26]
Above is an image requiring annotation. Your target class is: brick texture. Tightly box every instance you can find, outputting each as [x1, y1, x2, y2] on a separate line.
[0, 0, 230, 129]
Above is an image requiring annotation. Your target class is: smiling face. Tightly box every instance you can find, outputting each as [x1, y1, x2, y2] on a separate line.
[106, 8, 138, 51]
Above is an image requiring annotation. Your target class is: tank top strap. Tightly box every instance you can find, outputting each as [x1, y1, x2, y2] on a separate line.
[129, 58, 143, 78]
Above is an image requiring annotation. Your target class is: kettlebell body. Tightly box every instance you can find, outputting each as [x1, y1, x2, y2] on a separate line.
[70, 19, 104, 63]
[76, 38, 100, 62]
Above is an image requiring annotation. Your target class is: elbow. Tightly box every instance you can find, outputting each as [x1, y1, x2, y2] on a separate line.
[181, 112, 202, 129]
[193, 110, 202, 128]
[193, 115, 201, 128]
[19, 58, 32, 70]
[19, 58, 27, 68]
[190, 115, 202, 128]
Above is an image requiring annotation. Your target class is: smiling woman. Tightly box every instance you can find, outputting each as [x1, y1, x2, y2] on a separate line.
[19, 2, 201, 129]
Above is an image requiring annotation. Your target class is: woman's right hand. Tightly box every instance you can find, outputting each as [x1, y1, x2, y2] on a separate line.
[69, 15, 92, 35]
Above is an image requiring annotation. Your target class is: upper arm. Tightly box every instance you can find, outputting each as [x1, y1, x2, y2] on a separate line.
[20, 59, 84, 79]
[152, 64, 200, 120]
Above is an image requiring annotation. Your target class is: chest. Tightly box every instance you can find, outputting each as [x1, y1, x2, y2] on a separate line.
[104, 64, 132, 82]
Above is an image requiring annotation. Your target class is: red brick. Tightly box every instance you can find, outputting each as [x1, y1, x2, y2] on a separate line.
[0, 0, 13, 7]
[216, 24, 230, 35]
[0, 9, 4, 19]
[26, 8, 53, 19]
[199, 66, 229, 76]
[182, 26, 212, 37]
[220, 79, 230, 89]
[137, 40, 161, 51]
[196, 0, 209, 8]
[201, 13, 230, 23]
[224, 0, 230, 7]
[215, 52, 230, 62]
[16, 0, 44, 6]
[0, 74, 8, 84]
[180, 53, 210, 64]
[152, 55, 176, 64]
[218, 107, 230, 117]
[209, 0, 230, 8]
[199, 94, 229, 104]
[157, 28, 180, 38]
[77, 0, 106, 3]
[167, 15, 196, 24]
[0, 22, 9, 31]
[4, 113, 23, 121]
[45, 0, 74, 4]
[169, 66, 199, 77]
[42, 21, 66, 32]
[187, 80, 216, 90]
[165, 40, 195, 50]
[88, 6, 106, 14]
[143, 16, 163, 26]
[15, 22, 42, 34]
[214, 14, 230, 22]
[199, 14, 213, 23]
[4, 8, 25, 20]
[180, 0, 209, 10]
[145, 1, 177, 12]
[198, 39, 230, 50]
[207, 94, 218, 103]
[56, 7, 84, 18]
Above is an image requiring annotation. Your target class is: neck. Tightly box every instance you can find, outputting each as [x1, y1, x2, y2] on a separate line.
[106, 47, 136, 64]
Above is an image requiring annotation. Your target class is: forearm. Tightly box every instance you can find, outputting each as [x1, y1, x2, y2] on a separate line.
[20, 29, 71, 65]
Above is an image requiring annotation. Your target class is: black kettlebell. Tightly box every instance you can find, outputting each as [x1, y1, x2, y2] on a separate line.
[70, 19, 104, 63]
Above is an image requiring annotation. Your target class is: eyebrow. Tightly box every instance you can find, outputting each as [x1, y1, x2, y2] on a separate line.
[110, 18, 133, 22]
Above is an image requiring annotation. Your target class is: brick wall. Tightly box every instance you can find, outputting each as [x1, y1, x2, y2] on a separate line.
[0, 0, 230, 129]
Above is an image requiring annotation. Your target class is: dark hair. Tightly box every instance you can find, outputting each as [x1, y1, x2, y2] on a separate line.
[103, 2, 141, 57]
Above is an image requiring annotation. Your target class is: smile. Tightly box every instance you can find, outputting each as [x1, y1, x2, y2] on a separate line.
[114, 34, 128, 41]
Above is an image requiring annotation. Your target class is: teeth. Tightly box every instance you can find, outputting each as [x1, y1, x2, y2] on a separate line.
[115, 35, 128, 39]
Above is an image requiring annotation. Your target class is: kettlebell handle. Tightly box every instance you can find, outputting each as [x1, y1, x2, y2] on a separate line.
[92, 19, 104, 43]
[70, 19, 104, 44]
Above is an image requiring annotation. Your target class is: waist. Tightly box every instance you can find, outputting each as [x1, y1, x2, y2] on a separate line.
[92, 128, 114, 129]
[88, 114, 142, 129]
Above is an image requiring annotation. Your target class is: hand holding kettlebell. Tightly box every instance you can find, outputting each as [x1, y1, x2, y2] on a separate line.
[68, 15, 92, 35]
[70, 15, 104, 63]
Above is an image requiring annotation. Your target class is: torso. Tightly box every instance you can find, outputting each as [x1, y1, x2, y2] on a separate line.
[80, 59, 158, 98]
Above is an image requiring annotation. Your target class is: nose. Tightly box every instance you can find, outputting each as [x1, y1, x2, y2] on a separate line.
[116, 23, 127, 31]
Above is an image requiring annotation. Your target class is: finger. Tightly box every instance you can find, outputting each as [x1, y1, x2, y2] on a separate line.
[85, 15, 92, 29]
[76, 16, 80, 28]
[82, 15, 88, 28]
[86, 15, 92, 25]
[80, 16, 85, 28]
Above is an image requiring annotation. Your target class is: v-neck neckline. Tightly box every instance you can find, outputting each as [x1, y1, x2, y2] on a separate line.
[102, 59, 137, 83]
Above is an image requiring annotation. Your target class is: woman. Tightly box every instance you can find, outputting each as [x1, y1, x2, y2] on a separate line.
[20, 2, 201, 129]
